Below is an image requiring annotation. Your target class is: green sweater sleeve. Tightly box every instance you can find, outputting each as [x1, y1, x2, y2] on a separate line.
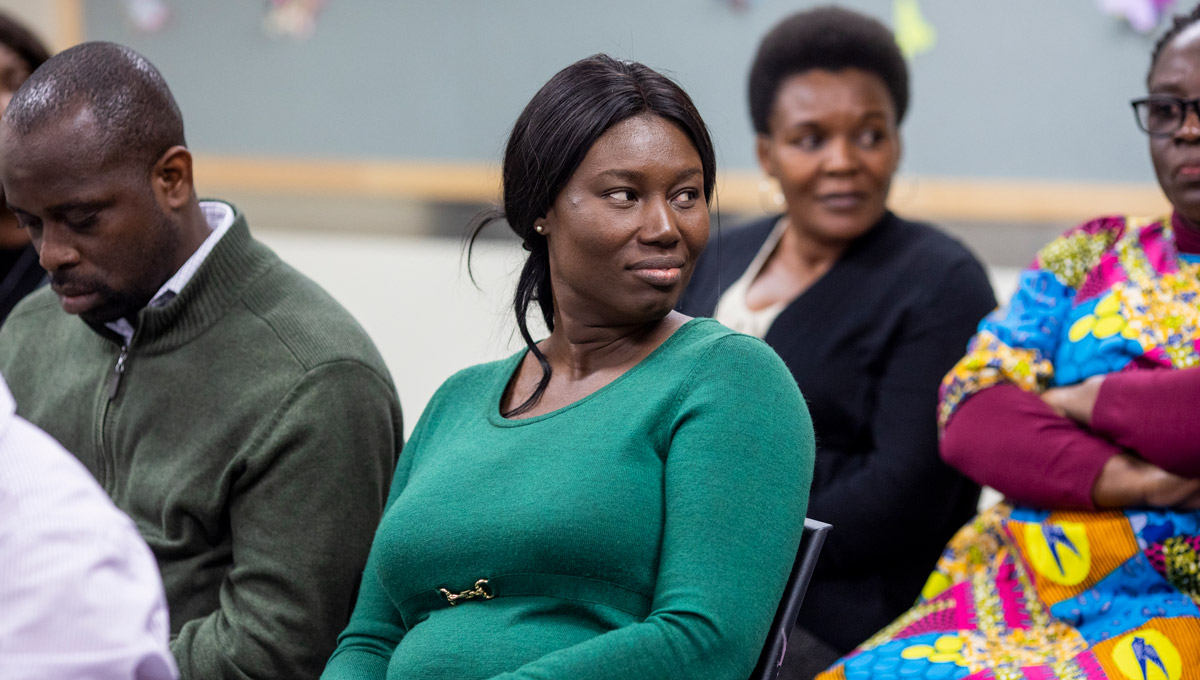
[172, 361, 400, 680]
[490, 335, 814, 680]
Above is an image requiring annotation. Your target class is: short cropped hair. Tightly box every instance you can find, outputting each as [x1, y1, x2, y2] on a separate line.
[0, 10, 50, 74]
[748, 6, 909, 134]
[3, 41, 184, 171]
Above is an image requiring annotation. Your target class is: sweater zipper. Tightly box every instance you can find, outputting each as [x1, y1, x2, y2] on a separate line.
[108, 344, 130, 400]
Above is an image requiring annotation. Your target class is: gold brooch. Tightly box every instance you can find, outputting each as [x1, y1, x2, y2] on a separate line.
[439, 578, 494, 606]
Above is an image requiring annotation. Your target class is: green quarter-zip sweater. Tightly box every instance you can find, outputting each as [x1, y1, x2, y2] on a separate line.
[0, 204, 403, 680]
[323, 318, 815, 680]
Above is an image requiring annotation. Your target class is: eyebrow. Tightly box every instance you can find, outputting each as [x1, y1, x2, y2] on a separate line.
[597, 167, 703, 183]
[46, 200, 111, 215]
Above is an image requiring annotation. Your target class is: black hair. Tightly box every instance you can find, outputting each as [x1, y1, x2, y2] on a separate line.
[748, 5, 909, 134]
[0, 10, 50, 74]
[3, 41, 184, 172]
[468, 53, 717, 417]
[1150, 3, 1200, 80]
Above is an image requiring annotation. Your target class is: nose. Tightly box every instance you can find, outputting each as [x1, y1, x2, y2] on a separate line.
[823, 136, 859, 174]
[1176, 103, 1200, 144]
[36, 224, 81, 272]
[640, 195, 681, 247]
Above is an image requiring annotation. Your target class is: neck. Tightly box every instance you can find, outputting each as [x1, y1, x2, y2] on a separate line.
[541, 312, 683, 380]
[779, 216, 850, 274]
[168, 201, 215, 272]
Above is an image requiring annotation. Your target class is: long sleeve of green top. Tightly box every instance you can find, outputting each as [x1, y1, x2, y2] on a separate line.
[322, 319, 816, 680]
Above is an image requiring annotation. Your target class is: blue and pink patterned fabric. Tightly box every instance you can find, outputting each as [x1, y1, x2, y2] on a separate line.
[817, 214, 1200, 680]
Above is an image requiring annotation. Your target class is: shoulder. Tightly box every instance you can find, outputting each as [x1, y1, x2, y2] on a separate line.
[845, 215, 993, 315]
[0, 288, 86, 373]
[1032, 215, 1133, 288]
[1, 285, 65, 330]
[233, 237, 393, 379]
[874, 214, 986, 271]
[671, 319, 800, 400]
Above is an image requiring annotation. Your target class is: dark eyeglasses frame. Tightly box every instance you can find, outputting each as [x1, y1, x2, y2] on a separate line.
[1130, 95, 1200, 137]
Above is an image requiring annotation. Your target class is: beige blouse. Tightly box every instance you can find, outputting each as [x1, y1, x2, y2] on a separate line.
[713, 217, 791, 340]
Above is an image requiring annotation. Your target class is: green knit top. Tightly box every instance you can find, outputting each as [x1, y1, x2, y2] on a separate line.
[323, 318, 814, 680]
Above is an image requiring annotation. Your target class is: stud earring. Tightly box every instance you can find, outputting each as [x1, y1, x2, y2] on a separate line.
[534, 225, 545, 234]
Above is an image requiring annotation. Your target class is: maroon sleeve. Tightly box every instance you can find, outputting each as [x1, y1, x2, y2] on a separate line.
[940, 384, 1118, 509]
[1091, 367, 1200, 477]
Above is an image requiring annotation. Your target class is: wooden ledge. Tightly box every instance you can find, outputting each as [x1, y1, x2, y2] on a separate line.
[192, 154, 1170, 225]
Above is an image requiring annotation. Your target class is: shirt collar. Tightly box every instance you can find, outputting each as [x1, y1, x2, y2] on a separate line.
[105, 201, 236, 345]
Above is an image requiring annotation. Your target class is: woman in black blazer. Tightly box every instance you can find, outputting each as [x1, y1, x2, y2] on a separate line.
[677, 8, 995, 677]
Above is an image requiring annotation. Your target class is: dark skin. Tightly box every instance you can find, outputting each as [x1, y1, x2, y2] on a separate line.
[1, 104, 210, 325]
[501, 114, 709, 418]
[1041, 28, 1200, 508]
[748, 68, 900, 311]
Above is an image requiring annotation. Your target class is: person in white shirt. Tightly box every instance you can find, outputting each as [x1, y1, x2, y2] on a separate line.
[0, 371, 176, 680]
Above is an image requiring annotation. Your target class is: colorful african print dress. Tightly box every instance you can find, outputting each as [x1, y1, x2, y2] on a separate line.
[816, 214, 1200, 680]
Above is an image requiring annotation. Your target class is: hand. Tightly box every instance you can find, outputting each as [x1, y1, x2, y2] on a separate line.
[1092, 453, 1200, 509]
[1041, 375, 1105, 426]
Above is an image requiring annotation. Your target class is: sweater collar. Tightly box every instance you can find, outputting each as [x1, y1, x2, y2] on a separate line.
[85, 202, 279, 353]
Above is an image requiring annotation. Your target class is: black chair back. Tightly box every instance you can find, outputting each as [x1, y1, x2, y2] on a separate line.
[749, 518, 831, 680]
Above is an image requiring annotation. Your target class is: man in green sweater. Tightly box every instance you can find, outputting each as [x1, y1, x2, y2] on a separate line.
[0, 42, 402, 679]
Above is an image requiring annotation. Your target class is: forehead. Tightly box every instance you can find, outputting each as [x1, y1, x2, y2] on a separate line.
[1151, 25, 1200, 92]
[0, 108, 133, 202]
[575, 114, 701, 174]
[772, 68, 895, 124]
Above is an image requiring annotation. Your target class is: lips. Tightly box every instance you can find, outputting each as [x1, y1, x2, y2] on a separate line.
[817, 191, 868, 210]
[1177, 164, 1200, 179]
[630, 256, 686, 287]
[50, 279, 102, 315]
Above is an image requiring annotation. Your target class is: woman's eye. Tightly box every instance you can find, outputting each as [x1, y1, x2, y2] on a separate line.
[673, 189, 700, 207]
[857, 129, 885, 148]
[793, 133, 822, 151]
[608, 189, 635, 202]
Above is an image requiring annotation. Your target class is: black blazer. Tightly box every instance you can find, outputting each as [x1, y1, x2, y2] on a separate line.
[0, 245, 46, 326]
[678, 212, 996, 653]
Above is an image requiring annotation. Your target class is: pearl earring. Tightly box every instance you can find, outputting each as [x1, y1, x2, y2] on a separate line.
[534, 225, 545, 234]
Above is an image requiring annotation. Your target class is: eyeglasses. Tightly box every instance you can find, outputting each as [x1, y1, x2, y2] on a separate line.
[1131, 95, 1200, 137]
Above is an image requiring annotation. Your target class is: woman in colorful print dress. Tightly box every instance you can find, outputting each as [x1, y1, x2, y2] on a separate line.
[816, 8, 1200, 680]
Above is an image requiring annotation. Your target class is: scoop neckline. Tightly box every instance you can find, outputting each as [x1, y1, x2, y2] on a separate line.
[487, 317, 712, 428]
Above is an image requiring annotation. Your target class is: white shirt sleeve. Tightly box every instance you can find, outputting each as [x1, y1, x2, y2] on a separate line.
[0, 412, 177, 680]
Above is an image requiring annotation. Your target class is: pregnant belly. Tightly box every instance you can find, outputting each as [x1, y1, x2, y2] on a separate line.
[386, 596, 639, 679]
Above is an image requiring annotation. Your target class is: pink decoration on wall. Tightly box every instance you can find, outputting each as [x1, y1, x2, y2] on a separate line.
[263, 0, 327, 41]
[1097, 0, 1178, 33]
[124, 0, 169, 33]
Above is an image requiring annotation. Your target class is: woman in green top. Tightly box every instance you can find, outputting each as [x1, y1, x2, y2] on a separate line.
[322, 54, 816, 680]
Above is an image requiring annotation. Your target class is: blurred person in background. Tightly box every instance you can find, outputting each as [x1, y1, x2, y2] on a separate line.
[818, 6, 1200, 677]
[322, 54, 815, 680]
[678, 7, 995, 676]
[0, 10, 49, 323]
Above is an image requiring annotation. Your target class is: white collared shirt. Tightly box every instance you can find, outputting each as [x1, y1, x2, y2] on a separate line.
[106, 201, 236, 345]
[0, 375, 177, 679]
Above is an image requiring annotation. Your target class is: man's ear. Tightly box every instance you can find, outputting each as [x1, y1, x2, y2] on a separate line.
[152, 145, 193, 210]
